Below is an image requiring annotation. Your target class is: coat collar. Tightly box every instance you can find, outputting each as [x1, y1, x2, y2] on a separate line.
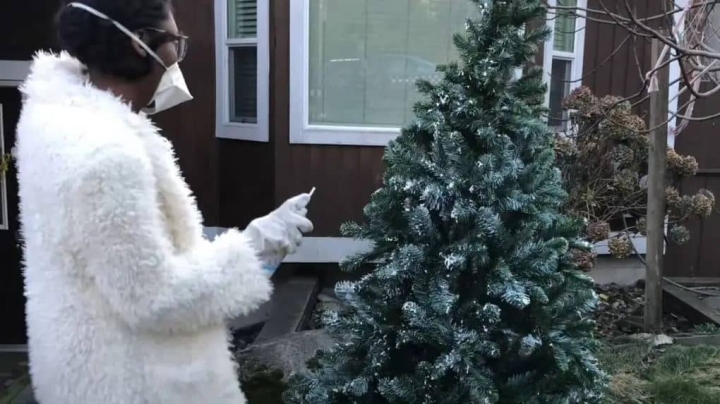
[22, 52, 205, 252]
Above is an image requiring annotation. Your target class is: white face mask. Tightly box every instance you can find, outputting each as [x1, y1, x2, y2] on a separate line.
[67, 3, 193, 115]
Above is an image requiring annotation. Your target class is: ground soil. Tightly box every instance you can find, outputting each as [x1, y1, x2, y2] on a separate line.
[594, 281, 695, 339]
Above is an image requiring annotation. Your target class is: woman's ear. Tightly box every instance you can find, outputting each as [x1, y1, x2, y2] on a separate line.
[131, 31, 148, 58]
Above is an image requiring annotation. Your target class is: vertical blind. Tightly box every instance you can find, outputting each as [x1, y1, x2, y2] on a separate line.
[228, 0, 257, 39]
[553, 0, 577, 52]
[308, 0, 479, 128]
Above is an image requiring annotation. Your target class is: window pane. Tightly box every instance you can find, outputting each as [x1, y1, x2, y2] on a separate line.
[548, 58, 571, 128]
[308, 0, 479, 128]
[228, 0, 257, 39]
[229, 46, 257, 124]
[553, 0, 577, 52]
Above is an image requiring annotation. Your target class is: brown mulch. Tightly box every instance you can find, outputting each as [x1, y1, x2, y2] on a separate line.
[594, 281, 694, 339]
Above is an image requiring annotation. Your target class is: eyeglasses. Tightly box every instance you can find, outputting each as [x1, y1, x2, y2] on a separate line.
[142, 27, 189, 63]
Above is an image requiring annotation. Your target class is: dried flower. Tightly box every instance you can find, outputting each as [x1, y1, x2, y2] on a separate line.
[0, 154, 10, 176]
[690, 193, 714, 217]
[611, 170, 637, 192]
[667, 149, 698, 178]
[608, 237, 633, 259]
[554, 136, 576, 158]
[563, 86, 595, 112]
[699, 189, 715, 206]
[611, 145, 635, 167]
[667, 148, 683, 167]
[586, 221, 611, 242]
[669, 224, 691, 245]
[599, 95, 626, 111]
[570, 248, 596, 271]
[636, 217, 647, 236]
[666, 187, 682, 207]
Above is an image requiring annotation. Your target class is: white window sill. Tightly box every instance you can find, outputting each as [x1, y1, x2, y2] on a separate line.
[0, 60, 31, 83]
[290, 125, 400, 146]
[595, 235, 647, 255]
[203, 227, 648, 263]
[216, 123, 267, 142]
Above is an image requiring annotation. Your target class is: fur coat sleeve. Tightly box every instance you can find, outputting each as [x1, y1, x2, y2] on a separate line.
[71, 144, 272, 334]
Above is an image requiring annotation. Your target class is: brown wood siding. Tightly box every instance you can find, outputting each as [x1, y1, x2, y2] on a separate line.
[268, 0, 667, 237]
[0, 0, 60, 60]
[155, 0, 220, 225]
[581, 0, 664, 114]
[666, 83, 720, 277]
[0, 88, 26, 344]
[217, 140, 275, 228]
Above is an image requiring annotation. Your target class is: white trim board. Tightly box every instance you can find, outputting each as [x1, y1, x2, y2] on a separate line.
[666, 0, 688, 149]
[0, 60, 31, 83]
[543, 0, 587, 128]
[288, 0, 405, 146]
[0, 345, 28, 353]
[290, 1, 592, 147]
[203, 228, 646, 264]
[213, 0, 270, 141]
[0, 105, 8, 231]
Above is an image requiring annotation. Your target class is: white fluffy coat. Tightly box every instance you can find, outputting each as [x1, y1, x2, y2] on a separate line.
[15, 52, 272, 404]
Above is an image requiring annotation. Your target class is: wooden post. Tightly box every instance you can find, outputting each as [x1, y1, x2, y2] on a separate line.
[645, 38, 670, 332]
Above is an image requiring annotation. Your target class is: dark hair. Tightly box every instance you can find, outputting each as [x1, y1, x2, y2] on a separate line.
[57, 0, 172, 80]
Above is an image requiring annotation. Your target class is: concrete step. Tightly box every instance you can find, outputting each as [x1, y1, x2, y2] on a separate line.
[228, 299, 272, 332]
[255, 276, 320, 343]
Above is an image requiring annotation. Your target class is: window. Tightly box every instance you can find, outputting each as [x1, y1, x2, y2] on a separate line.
[290, 0, 481, 145]
[544, 0, 586, 130]
[214, 0, 269, 141]
[0, 105, 8, 231]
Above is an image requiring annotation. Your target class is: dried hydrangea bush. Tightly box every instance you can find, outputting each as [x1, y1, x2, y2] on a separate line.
[0, 153, 11, 176]
[554, 87, 714, 270]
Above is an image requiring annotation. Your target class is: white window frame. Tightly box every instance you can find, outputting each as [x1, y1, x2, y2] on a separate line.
[0, 104, 8, 231]
[289, 0, 399, 146]
[0, 60, 31, 88]
[542, 0, 587, 130]
[214, 0, 269, 142]
[290, 0, 586, 146]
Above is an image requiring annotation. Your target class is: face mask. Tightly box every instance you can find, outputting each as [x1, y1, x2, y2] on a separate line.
[67, 3, 193, 115]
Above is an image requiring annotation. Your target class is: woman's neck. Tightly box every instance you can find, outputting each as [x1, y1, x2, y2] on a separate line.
[87, 69, 146, 113]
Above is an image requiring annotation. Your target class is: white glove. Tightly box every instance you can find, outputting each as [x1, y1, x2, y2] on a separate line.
[244, 193, 314, 275]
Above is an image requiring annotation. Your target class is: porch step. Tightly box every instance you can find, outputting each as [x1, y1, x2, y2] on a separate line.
[255, 276, 320, 343]
[228, 300, 272, 332]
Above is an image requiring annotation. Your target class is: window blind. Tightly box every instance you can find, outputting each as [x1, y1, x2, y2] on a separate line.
[229, 0, 257, 38]
[230, 47, 258, 123]
[308, 0, 478, 128]
[553, 0, 577, 52]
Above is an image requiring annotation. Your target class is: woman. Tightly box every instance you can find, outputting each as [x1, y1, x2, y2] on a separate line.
[15, 1, 312, 403]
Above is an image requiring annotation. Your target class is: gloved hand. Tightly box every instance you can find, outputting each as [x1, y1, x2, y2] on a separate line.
[244, 193, 314, 276]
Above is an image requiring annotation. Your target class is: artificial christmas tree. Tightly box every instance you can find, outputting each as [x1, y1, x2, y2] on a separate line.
[285, 1, 606, 403]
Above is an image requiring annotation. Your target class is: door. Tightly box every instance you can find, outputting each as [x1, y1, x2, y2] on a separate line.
[0, 87, 25, 344]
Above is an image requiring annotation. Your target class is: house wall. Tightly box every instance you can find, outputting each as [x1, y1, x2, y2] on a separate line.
[154, 0, 221, 225]
[0, 0, 60, 345]
[665, 91, 720, 277]
[262, 0, 667, 239]
[582, 0, 663, 102]
[0, 1, 59, 59]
